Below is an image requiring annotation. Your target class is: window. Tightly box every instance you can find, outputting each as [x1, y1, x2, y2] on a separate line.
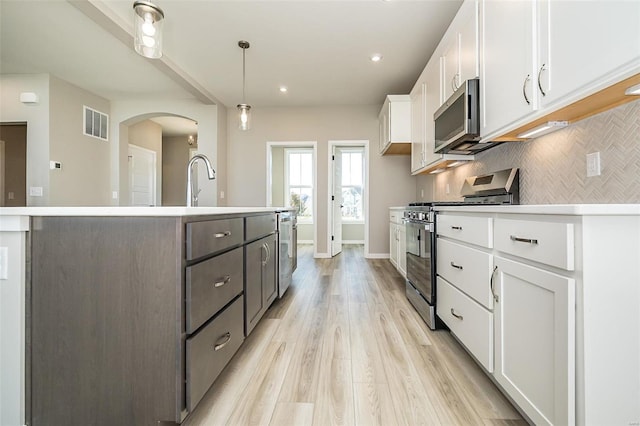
[340, 148, 364, 222]
[285, 149, 313, 223]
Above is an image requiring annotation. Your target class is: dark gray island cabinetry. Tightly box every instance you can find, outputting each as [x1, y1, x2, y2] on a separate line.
[28, 211, 278, 426]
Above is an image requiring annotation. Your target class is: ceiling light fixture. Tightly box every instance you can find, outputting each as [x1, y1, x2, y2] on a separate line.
[237, 40, 251, 131]
[279, 86, 288, 93]
[516, 120, 568, 139]
[133, 1, 164, 59]
[370, 54, 383, 62]
[625, 83, 640, 95]
[187, 135, 195, 145]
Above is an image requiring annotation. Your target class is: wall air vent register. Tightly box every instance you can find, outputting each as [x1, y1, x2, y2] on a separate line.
[83, 105, 109, 141]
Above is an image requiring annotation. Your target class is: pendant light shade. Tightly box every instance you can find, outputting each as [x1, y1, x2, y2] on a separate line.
[237, 40, 251, 130]
[133, 1, 164, 59]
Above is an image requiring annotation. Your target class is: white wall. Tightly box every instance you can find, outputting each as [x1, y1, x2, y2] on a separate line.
[49, 76, 111, 206]
[109, 99, 219, 206]
[0, 74, 50, 206]
[226, 105, 416, 256]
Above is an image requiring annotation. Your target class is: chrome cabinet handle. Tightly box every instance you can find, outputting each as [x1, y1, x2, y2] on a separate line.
[510, 235, 538, 245]
[266, 242, 271, 262]
[451, 74, 457, 91]
[213, 332, 232, 351]
[261, 243, 268, 265]
[214, 231, 232, 238]
[450, 309, 463, 320]
[537, 64, 546, 96]
[451, 226, 463, 231]
[522, 74, 531, 105]
[450, 261, 463, 270]
[490, 265, 499, 303]
[213, 275, 231, 288]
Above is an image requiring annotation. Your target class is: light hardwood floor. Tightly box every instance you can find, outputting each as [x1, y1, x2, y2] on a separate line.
[184, 245, 526, 426]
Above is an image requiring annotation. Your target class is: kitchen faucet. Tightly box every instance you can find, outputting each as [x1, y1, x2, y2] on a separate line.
[186, 154, 216, 207]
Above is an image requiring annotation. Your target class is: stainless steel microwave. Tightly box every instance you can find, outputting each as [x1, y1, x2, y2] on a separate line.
[434, 78, 497, 155]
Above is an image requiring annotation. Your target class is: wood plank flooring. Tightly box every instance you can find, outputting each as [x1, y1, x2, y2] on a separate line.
[184, 245, 525, 426]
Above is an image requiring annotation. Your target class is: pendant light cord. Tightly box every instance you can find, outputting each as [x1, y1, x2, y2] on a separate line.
[242, 46, 246, 103]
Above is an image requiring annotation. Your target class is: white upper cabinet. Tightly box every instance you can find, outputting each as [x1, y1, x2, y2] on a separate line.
[537, 0, 640, 108]
[480, 0, 537, 138]
[410, 78, 427, 173]
[441, 0, 479, 102]
[379, 95, 411, 155]
[481, 0, 640, 140]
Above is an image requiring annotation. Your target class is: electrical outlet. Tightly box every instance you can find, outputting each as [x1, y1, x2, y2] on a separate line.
[420, 189, 424, 199]
[220, 191, 225, 199]
[446, 184, 450, 194]
[586, 152, 601, 177]
[49, 161, 62, 170]
[112, 191, 118, 199]
[29, 186, 43, 197]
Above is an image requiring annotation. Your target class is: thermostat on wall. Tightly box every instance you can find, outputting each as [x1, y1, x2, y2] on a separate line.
[49, 161, 62, 170]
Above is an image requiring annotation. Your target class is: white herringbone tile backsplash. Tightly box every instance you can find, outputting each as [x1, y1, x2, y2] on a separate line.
[431, 99, 640, 204]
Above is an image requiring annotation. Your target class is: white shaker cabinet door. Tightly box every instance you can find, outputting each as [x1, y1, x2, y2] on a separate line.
[493, 257, 575, 426]
[480, 0, 537, 138]
[537, 0, 640, 108]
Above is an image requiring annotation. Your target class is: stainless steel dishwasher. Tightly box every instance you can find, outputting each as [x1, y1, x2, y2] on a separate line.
[277, 210, 297, 298]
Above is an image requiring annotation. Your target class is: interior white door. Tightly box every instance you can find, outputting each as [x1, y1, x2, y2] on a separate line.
[128, 144, 157, 206]
[331, 146, 343, 256]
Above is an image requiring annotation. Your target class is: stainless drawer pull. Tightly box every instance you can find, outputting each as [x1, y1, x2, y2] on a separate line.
[510, 235, 538, 245]
[450, 309, 463, 320]
[490, 265, 499, 303]
[214, 231, 232, 238]
[450, 262, 463, 270]
[451, 226, 463, 230]
[213, 275, 231, 288]
[213, 332, 232, 351]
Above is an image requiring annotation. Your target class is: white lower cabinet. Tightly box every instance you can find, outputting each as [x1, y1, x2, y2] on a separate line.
[389, 209, 406, 278]
[437, 277, 493, 372]
[493, 257, 575, 426]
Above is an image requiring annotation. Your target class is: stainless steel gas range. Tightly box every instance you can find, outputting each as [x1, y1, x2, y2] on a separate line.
[404, 168, 519, 330]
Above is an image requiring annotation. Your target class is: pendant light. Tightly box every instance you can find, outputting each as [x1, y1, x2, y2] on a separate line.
[237, 40, 251, 131]
[133, 1, 164, 59]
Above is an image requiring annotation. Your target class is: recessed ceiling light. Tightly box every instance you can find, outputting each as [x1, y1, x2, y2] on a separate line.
[370, 54, 383, 62]
[279, 86, 288, 93]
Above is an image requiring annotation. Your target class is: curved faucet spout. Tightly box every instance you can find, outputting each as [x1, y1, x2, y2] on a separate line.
[187, 154, 216, 207]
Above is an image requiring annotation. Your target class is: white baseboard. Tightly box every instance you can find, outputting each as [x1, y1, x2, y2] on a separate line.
[314, 252, 331, 259]
[297, 240, 314, 244]
[342, 240, 365, 244]
[365, 253, 390, 259]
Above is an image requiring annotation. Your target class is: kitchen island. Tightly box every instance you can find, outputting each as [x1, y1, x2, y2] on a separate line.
[0, 207, 291, 426]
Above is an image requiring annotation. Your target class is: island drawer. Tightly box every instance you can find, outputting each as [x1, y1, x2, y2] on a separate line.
[437, 214, 493, 248]
[186, 295, 244, 412]
[437, 277, 493, 372]
[245, 214, 277, 241]
[494, 217, 575, 271]
[437, 238, 494, 310]
[186, 247, 244, 334]
[186, 218, 244, 260]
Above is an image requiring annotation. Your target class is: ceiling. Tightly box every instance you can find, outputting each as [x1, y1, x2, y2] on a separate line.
[1, 0, 462, 124]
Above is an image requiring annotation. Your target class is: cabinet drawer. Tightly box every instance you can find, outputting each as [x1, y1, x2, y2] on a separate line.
[437, 214, 493, 248]
[494, 218, 574, 270]
[186, 247, 244, 334]
[246, 214, 277, 241]
[186, 295, 244, 412]
[186, 218, 244, 260]
[437, 277, 493, 372]
[390, 210, 405, 224]
[437, 238, 494, 309]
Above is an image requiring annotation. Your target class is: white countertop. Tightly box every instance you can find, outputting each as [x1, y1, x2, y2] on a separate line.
[435, 204, 640, 215]
[0, 206, 289, 217]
